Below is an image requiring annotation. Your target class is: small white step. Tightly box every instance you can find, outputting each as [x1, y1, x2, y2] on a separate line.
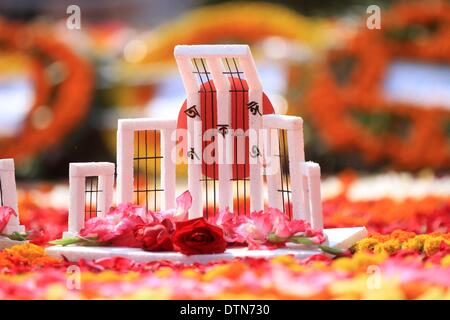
[46, 227, 367, 264]
[0, 236, 26, 250]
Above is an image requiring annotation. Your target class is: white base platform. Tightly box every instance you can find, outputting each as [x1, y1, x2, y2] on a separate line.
[46, 227, 367, 264]
[0, 236, 27, 250]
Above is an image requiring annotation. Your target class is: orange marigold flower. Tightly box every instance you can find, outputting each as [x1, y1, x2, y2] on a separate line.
[0, 243, 61, 269]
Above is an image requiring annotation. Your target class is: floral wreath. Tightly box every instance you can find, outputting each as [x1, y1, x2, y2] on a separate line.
[307, 2, 450, 169]
[0, 20, 93, 162]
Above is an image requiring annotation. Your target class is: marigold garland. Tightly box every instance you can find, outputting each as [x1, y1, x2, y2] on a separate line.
[0, 20, 93, 162]
[307, 1, 450, 169]
[353, 231, 450, 256]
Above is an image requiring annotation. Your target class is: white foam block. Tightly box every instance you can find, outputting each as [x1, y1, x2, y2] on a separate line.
[45, 227, 367, 264]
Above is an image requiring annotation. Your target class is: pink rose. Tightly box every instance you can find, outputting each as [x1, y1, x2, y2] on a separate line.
[0, 206, 16, 232]
[134, 219, 174, 251]
[158, 191, 192, 222]
[210, 208, 248, 243]
[80, 204, 148, 247]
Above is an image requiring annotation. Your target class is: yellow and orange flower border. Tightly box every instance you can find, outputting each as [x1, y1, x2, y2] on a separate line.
[307, 1, 450, 169]
[0, 237, 449, 299]
[1, 173, 449, 300]
[0, 20, 93, 162]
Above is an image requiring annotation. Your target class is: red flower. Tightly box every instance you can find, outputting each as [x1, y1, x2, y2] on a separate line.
[173, 218, 227, 255]
[134, 219, 174, 251]
[0, 206, 16, 232]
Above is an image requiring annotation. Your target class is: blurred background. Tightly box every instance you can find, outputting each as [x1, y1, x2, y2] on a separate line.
[0, 0, 448, 185]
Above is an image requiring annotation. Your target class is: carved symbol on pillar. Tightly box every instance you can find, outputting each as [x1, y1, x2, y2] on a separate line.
[187, 147, 200, 160]
[247, 101, 262, 116]
[184, 105, 200, 119]
[250, 145, 261, 158]
[217, 124, 229, 138]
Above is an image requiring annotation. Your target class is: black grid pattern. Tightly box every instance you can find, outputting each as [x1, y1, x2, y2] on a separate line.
[133, 130, 163, 212]
[0, 178, 3, 206]
[223, 57, 250, 216]
[85, 176, 101, 221]
[192, 57, 219, 218]
[277, 129, 292, 219]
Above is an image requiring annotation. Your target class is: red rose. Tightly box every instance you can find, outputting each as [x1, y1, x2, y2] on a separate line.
[134, 220, 173, 251]
[172, 218, 227, 255]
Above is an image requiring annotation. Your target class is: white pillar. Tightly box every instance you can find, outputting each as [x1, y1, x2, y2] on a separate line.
[117, 122, 134, 204]
[64, 162, 115, 238]
[287, 126, 305, 221]
[65, 175, 85, 238]
[264, 129, 283, 211]
[0, 159, 25, 234]
[98, 173, 114, 217]
[161, 127, 177, 210]
[302, 162, 323, 230]
[209, 57, 233, 211]
[241, 55, 264, 213]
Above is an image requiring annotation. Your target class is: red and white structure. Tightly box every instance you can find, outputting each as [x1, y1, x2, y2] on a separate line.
[47, 45, 367, 262]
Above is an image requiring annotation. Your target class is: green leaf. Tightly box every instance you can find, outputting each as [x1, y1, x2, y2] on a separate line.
[9, 232, 29, 241]
[267, 233, 286, 243]
[49, 236, 109, 247]
[288, 236, 315, 246]
[49, 237, 83, 246]
[318, 245, 345, 256]
[0, 232, 29, 241]
[275, 234, 345, 256]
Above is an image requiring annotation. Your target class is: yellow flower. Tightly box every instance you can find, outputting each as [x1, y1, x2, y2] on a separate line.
[332, 251, 387, 273]
[374, 239, 402, 255]
[154, 267, 173, 278]
[203, 262, 247, 282]
[271, 255, 306, 272]
[119, 288, 172, 300]
[181, 269, 201, 280]
[81, 271, 140, 282]
[352, 238, 379, 252]
[402, 237, 424, 251]
[416, 287, 448, 300]
[361, 280, 405, 300]
[423, 237, 444, 256]
[0, 243, 60, 267]
[441, 254, 450, 267]
[329, 277, 367, 299]
[44, 284, 80, 300]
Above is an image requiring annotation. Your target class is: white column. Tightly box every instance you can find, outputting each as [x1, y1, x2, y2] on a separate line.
[301, 173, 311, 224]
[98, 173, 114, 217]
[117, 123, 134, 204]
[161, 126, 177, 210]
[209, 58, 233, 211]
[264, 128, 283, 211]
[288, 126, 305, 221]
[0, 159, 25, 234]
[64, 175, 85, 238]
[303, 162, 323, 230]
[187, 96, 203, 218]
[175, 54, 204, 219]
[240, 54, 264, 212]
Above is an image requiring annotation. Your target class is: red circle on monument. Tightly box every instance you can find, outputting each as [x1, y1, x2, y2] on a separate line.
[177, 77, 275, 180]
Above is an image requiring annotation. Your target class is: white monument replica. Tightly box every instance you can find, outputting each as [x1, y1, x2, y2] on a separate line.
[0, 159, 26, 249]
[46, 45, 367, 263]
